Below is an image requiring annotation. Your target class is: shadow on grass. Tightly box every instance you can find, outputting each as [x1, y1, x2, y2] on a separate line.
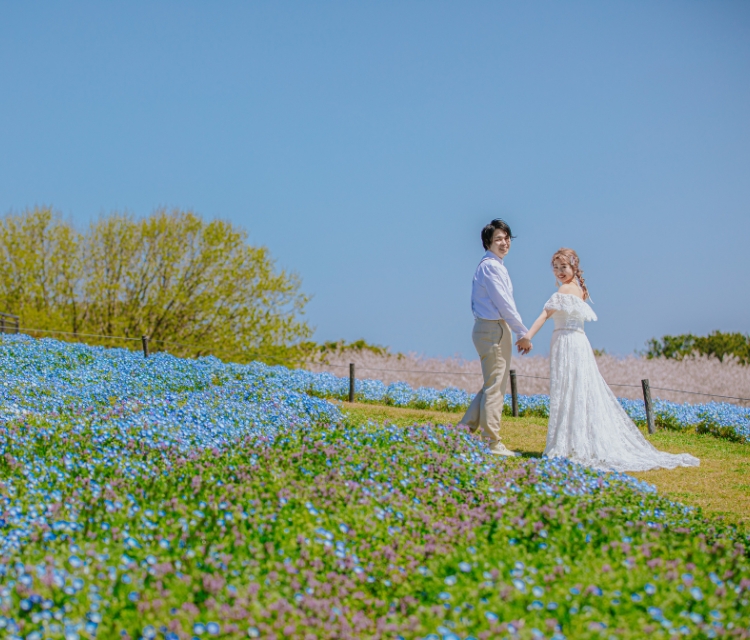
[516, 450, 543, 459]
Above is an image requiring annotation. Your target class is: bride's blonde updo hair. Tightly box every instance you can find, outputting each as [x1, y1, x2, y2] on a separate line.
[551, 248, 590, 300]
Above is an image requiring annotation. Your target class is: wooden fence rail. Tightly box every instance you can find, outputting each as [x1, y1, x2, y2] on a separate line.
[0, 313, 19, 335]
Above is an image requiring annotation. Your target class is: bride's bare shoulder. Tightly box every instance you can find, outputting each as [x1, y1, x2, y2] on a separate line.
[557, 283, 584, 299]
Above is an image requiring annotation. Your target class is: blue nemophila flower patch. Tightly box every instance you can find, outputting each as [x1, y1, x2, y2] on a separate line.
[301, 367, 750, 443]
[0, 335, 747, 639]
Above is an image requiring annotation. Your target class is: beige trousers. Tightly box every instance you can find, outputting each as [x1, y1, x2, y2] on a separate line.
[461, 318, 512, 444]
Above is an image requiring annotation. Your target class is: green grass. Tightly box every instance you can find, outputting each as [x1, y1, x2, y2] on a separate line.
[338, 401, 750, 525]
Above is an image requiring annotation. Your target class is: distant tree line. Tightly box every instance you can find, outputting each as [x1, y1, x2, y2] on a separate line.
[0, 207, 312, 364]
[644, 331, 750, 365]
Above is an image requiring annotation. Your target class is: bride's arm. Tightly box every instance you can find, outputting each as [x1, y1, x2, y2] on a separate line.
[522, 309, 555, 341]
[516, 308, 554, 355]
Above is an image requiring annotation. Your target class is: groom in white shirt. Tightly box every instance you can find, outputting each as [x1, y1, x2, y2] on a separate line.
[461, 219, 532, 456]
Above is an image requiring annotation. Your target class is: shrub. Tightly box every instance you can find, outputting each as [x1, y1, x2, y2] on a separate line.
[644, 331, 750, 365]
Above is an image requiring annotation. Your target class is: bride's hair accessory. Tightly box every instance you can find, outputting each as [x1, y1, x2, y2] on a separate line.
[551, 248, 590, 300]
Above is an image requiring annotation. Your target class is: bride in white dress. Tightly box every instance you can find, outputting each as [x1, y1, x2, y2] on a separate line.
[521, 248, 699, 472]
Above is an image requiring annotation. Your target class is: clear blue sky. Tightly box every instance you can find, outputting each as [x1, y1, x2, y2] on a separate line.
[1, 1, 748, 358]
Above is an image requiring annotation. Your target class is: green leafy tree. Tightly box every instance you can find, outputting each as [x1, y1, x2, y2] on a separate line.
[644, 330, 750, 365]
[0, 207, 312, 365]
[0, 207, 83, 332]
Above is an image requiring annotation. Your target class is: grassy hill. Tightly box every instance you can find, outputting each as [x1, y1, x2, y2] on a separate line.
[0, 335, 747, 639]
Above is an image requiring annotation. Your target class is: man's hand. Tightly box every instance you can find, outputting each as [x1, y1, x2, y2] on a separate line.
[516, 337, 533, 355]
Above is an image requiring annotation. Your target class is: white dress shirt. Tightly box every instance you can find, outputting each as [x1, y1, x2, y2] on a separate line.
[470, 251, 529, 336]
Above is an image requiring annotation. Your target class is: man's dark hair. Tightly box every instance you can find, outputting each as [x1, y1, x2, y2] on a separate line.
[481, 219, 515, 250]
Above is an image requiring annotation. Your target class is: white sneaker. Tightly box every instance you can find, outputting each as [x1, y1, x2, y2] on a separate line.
[489, 441, 520, 457]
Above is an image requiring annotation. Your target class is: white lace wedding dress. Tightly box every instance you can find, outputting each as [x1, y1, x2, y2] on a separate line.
[543, 292, 699, 472]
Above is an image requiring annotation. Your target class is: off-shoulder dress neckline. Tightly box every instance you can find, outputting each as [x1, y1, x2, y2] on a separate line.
[553, 291, 586, 302]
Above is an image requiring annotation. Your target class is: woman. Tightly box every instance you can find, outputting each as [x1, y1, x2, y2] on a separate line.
[521, 248, 699, 472]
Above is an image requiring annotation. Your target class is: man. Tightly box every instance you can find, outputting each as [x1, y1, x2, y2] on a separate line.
[460, 219, 532, 456]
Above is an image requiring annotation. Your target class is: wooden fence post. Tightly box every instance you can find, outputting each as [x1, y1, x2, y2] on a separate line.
[641, 378, 655, 434]
[510, 369, 519, 417]
[349, 363, 355, 403]
[142, 335, 149, 358]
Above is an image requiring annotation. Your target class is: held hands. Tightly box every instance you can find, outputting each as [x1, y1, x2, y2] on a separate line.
[516, 336, 533, 355]
[517, 310, 550, 355]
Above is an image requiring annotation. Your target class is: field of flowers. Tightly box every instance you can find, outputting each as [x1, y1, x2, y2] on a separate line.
[306, 350, 750, 406]
[300, 371, 750, 444]
[0, 335, 749, 639]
